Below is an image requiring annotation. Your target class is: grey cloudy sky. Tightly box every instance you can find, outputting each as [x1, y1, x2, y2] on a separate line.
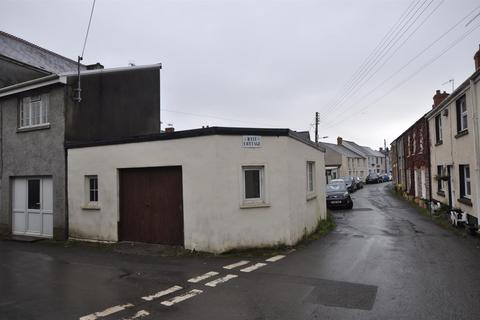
[1, 0, 479, 149]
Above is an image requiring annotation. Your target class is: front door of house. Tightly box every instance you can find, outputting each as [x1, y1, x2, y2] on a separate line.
[12, 177, 53, 238]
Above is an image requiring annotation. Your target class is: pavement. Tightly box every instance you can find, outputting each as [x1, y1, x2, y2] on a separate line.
[2, 182, 480, 320]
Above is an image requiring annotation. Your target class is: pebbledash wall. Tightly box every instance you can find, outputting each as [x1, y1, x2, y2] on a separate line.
[67, 129, 327, 253]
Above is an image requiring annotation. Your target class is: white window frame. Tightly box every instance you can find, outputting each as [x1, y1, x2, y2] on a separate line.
[84, 175, 100, 209]
[460, 100, 468, 131]
[462, 165, 471, 199]
[241, 165, 266, 206]
[19, 94, 49, 129]
[306, 161, 316, 196]
[435, 115, 443, 143]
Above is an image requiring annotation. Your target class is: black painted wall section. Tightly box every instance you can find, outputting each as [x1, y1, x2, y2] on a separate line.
[65, 66, 160, 143]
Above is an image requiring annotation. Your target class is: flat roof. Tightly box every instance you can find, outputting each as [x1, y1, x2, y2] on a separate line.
[65, 126, 326, 153]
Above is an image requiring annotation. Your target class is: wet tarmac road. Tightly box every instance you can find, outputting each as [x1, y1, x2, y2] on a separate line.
[1, 182, 480, 319]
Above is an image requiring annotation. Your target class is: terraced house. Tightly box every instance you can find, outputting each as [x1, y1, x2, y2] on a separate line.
[426, 45, 480, 230]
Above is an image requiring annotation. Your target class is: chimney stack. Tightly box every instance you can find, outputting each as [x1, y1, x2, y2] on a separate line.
[337, 136, 343, 145]
[475, 44, 480, 71]
[165, 127, 175, 133]
[432, 90, 449, 109]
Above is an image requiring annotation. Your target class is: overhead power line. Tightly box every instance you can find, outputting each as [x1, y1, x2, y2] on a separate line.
[321, 0, 446, 123]
[161, 108, 283, 127]
[321, 0, 420, 116]
[321, 0, 437, 121]
[323, 20, 480, 130]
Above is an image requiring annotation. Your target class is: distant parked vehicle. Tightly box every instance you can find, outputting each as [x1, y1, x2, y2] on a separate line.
[355, 177, 364, 189]
[326, 183, 353, 209]
[365, 173, 381, 184]
[381, 174, 390, 182]
[330, 178, 347, 187]
[340, 176, 357, 193]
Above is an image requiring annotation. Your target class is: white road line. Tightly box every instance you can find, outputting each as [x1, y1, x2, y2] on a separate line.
[205, 274, 238, 287]
[240, 263, 267, 273]
[122, 310, 150, 320]
[141, 285, 182, 301]
[161, 289, 203, 307]
[265, 255, 286, 262]
[187, 271, 219, 283]
[79, 303, 134, 320]
[223, 260, 250, 270]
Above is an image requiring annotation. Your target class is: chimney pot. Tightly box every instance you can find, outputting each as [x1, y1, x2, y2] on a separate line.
[165, 127, 175, 133]
[337, 137, 343, 145]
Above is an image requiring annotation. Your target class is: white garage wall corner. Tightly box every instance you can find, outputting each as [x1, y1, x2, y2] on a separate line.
[67, 133, 327, 253]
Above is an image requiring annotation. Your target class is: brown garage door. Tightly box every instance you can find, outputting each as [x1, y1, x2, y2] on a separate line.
[119, 166, 184, 245]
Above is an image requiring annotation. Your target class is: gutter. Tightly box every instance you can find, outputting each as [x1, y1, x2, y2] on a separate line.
[0, 74, 66, 98]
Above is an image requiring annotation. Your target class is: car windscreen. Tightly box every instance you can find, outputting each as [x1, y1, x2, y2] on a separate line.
[327, 184, 347, 192]
[341, 177, 353, 182]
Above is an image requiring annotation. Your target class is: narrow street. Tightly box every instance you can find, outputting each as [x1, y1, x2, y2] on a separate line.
[2, 183, 480, 320]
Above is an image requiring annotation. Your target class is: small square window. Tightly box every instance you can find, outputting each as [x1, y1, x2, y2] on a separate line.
[242, 166, 265, 204]
[19, 94, 49, 129]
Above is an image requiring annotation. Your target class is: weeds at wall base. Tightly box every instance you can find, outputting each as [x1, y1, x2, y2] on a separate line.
[389, 186, 466, 237]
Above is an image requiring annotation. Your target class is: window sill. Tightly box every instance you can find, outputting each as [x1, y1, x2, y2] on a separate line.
[17, 124, 51, 133]
[306, 193, 317, 201]
[82, 204, 101, 211]
[458, 197, 473, 207]
[435, 141, 443, 146]
[436, 190, 445, 197]
[455, 129, 468, 139]
[240, 202, 271, 209]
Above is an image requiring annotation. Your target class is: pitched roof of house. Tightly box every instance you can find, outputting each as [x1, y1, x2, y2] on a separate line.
[0, 30, 83, 74]
[320, 142, 363, 158]
[342, 140, 368, 157]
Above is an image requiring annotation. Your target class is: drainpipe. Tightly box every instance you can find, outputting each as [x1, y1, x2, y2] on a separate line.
[470, 78, 480, 223]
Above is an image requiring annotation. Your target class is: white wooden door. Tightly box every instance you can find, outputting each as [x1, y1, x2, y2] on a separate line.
[12, 177, 53, 238]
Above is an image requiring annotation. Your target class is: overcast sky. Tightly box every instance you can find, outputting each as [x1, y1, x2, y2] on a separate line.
[1, 0, 479, 149]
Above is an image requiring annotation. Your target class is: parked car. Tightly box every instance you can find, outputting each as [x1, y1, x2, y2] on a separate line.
[340, 176, 357, 192]
[355, 177, 364, 189]
[381, 174, 390, 182]
[326, 183, 353, 209]
[365, 173, 380, 184]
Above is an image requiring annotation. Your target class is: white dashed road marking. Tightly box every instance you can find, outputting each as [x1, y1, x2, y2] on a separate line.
[240, 263, 267, 272]
[161, 289, 203, 306]
[122, 310, 150, 320]
[204, 274, 238, 287]
[188, 271, 219, 283]
[142, 285, 182, 301]
[79, 303, 134, 320]
[266, 255, 286, 262]
[223, 260, 250, 270]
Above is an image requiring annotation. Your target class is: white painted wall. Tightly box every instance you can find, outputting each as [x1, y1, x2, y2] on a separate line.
[67, 134, 327, 253]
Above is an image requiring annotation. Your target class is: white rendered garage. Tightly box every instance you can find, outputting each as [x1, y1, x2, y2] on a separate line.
[12, 177, 53, 238]
[67, 127, 327, 253]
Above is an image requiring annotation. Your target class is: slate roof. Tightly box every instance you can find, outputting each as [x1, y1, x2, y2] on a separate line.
[0, 30, 84, 74]
[320, 142, 364, 158]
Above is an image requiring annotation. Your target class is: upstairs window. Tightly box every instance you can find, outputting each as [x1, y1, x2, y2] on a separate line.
[19, 94, 49, 129]
[456, 95, 468, 132]
[435, 115, 443, 144]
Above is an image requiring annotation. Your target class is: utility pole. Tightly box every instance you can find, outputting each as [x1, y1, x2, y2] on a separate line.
[315, 112, 319, 144]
